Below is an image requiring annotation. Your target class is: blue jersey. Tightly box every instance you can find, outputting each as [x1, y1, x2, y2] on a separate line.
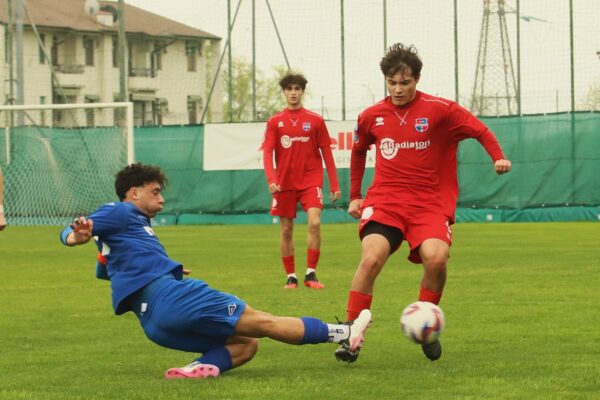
[61, 202, 182, 314]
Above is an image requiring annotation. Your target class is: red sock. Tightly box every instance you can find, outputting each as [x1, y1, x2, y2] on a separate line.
[307, 249, 320, 269]
[347, 290, 373, 321]
[419, 286, 442, 305]
[282, 256, 295, 275]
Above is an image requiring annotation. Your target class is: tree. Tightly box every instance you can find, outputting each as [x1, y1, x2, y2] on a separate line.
[223, 58, 286, 122]
[580, 82, 600, 111]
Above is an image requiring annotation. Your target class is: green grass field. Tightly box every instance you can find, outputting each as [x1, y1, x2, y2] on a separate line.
[1, 222, 599, 399]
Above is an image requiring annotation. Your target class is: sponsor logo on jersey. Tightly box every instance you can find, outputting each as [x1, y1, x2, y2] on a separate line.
[280, 135, 310, 148]
[415, 117, 429, 133]
[380, 137, 431, 160]
[143, 226, 156, 236]
[228, 303, 238, 316]
[278, 121, 284, 128]
[375, 116, 384, 126]
[302, 122, 311, 131]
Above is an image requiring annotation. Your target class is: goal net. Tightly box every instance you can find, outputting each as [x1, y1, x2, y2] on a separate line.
[0, 102, 133, 225]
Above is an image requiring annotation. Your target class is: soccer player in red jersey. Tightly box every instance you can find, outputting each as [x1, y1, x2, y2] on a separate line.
[334, 43, 511, 363]
[263, 73, 341, 289]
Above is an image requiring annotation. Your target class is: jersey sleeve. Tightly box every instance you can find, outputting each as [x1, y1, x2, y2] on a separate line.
[88, 203, 128, 237]
[349, 113, 374, 200]
[447, 103, 505, 161]
[317, 119, 340, 192]
[262, 119, 278, 185]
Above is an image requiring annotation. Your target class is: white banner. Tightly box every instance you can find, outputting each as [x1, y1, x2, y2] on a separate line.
[203, 121, 375, 171]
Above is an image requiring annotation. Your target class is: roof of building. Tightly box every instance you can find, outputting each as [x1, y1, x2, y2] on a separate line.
[0, 0, 220, 40]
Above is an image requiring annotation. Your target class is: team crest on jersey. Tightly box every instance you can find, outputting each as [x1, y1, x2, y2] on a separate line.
[228, 303, 237, 316]
[375, 116, 384, 126]
[302, 122, 311, 131]
[415, 118, 429, 133]
[278, 121, 284, 128]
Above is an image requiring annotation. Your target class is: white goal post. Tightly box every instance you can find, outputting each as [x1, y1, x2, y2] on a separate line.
[0, 102, 134, 225]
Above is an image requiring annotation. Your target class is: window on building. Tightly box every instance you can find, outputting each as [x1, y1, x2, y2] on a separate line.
[186, 41, 197, 72]
[85, 96, 98, 127]
[40, 96, 47, 126]
[51, 36, 59, 66]
[38, 33, 46, 64]
[133, 101, 156, 126]
[187, 96, 203, 124]
[112, 36, 119, 67]
[152, 99, 167, 125]
[153, 41, 163, 71]
[84, 37, 94, 66]
[52, 93, 78, 125]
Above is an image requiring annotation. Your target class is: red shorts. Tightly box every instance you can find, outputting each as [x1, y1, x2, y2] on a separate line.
[270, 187, 323, 218]
[358, 204, 452, 264]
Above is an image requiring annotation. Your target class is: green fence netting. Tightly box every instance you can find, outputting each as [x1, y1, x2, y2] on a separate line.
[2, 112, 600, 225]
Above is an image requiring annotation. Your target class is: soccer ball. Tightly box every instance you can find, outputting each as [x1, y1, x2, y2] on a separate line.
[400, 301, 445, 344]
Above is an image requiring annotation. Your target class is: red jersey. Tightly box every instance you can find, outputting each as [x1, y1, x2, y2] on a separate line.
[350, 92, 505, 221]
[263, 107, 339, 192]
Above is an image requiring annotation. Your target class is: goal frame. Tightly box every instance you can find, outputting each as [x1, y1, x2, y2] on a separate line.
[0, 102, 135, 165]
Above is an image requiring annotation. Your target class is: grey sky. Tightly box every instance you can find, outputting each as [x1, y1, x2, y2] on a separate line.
[127, 0, 600, 119]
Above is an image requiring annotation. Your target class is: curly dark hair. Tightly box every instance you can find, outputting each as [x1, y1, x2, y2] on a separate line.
[279, 73, 308, 90]
[114, 163, 168, 201]
[380, 43, 423, 79]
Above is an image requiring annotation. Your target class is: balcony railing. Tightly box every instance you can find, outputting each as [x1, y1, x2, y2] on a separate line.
[55, 64, 85, 74]
[129, 67, 156, 78]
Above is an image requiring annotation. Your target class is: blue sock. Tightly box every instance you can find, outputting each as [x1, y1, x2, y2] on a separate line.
[300, 317, 329, 344]
[196, 346, 233, 372]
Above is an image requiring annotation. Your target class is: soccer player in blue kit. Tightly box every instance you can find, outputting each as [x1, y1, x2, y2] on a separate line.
[60, 163, 371, 379]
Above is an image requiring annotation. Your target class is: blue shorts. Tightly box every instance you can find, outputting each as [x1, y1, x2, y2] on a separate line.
[127, 274, 246, 353]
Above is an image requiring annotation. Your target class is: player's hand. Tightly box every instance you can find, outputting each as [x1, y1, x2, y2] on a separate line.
[268, 183, 281, 194]
[330, 191, 341, 202]
[348, 199, 363, 219]
[494, 159, 512, 175]
[0, 212, 6, 231]
[69, 216, 93, 245]
[183, 268, 192, 275]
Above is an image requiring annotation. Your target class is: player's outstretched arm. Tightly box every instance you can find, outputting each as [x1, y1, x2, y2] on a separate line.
[494, 159, 512, 175]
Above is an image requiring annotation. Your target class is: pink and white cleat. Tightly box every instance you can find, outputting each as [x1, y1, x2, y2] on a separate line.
[165, 361, 220, 379]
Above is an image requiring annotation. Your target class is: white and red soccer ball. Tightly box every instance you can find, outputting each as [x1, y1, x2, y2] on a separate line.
[400, 301, 445, 344]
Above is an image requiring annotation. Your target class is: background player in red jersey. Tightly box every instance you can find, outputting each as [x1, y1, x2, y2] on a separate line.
[263, 73, 341, 289]
[334, 43, 511, 363]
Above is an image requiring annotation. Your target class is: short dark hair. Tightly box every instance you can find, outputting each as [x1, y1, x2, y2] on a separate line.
[380, 43, 423, 79]
[279, 73, 307, 90]
[115, 163, 167, 201]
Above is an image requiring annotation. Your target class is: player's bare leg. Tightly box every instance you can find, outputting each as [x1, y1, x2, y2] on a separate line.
[336, 234, 390, 362]
[279, 217, 298, 288]
[234, 305, 372, 354]
[417, 238, 449, 361]
[350, 234, 391, 294]
[419, 238, 449, 293]
[305, 207, 324, 288]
